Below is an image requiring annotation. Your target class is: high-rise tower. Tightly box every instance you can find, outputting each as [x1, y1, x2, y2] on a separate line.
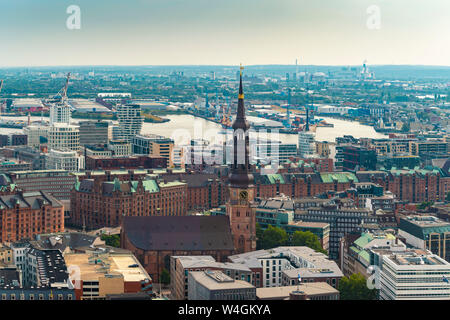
[226, 65, 256, 254]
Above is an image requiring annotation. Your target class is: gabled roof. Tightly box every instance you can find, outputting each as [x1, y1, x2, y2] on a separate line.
[122, 215, 234, 251]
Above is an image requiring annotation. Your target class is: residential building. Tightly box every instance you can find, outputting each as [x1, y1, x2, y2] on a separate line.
[49, 103, 71, 125]
[116, 104, 143, 142]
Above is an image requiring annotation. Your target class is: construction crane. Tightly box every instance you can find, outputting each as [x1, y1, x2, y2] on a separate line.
[0, 80, 3, 116]
[285, 88, 292, 128]
[52, 72, 71, 103]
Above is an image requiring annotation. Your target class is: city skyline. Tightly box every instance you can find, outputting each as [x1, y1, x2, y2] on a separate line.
[0, 0, 449, 67]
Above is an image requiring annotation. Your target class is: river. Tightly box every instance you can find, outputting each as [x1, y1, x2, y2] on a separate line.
[0, 114, 387, 147]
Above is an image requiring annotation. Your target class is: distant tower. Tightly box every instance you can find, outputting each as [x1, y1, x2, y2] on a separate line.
[226, 65, 256, 254]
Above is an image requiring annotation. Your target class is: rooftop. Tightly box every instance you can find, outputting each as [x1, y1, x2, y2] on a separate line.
[256, 283, 338, 300]
[189, 270, 255, 291]
[64, 251, 151, 282]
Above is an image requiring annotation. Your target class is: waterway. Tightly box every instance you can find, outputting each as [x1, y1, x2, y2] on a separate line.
[0, 114, 387, 147]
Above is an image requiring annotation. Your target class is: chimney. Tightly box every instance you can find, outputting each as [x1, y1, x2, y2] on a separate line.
[289, 291, 308, 300]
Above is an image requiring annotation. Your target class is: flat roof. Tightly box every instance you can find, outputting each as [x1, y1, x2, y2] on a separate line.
[190, 271, 255, 291]
[256, 283, 338, 300]
[64, 252, 151, 283]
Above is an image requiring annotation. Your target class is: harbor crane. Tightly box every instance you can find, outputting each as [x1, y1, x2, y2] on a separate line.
[52, 72, 71, 103]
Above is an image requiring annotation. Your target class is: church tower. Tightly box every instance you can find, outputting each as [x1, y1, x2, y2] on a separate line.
[226, 65, 256, 254]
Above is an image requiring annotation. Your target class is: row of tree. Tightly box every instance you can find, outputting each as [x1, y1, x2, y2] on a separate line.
[256, 224, 327, 254]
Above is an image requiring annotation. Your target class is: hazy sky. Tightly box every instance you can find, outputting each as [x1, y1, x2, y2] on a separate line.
[0, 0, 449, 67]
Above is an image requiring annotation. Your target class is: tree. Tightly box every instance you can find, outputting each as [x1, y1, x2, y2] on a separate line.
[260, 225, 289, 250]
[159, 268, 170, 285]
[446, 192, 450, 202]
[417, 201, 434, 210]
[101, 234, 120, 247]
[256, 223, 264, 249]
[338, 273, 378, 300]
[291, 231, 327, 254]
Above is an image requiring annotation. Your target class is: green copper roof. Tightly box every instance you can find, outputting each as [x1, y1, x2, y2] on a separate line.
[142, 180, 160, 193]
[266, 174, 285, 184]
[353, 233, 373, 249]
[320, 172, 358, 183]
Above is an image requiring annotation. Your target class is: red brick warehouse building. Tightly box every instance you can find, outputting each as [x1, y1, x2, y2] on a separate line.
[70, 177, 187, 229]
[0, 186, 64, 242]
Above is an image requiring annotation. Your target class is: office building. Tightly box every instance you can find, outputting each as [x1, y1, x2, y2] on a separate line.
[398, 215, 450, 262]
[79, 121, 111, 146]
[132, 134, 175, 167]
[46, 149, 84, 172]
[47, 124, 80, 152]
[296, 204, 377, 260]
[23, 125, 49, 148]
[378, 250, 450, 300]
[107, 140, 131, 156]
[0, 170, 76, 200]
[170, 255, 255, 300]
[228, 246, 342, 288]
[342, 145, 377, 171]
[188, 270, 256, 300]
[256, 283, 339, 300]
[64, 251, 152, 300]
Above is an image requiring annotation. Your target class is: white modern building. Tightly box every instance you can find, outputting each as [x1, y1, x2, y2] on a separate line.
[47, 124, 80, 152]
[378, 249, 450, 300]
[46, 149, 84, 171]
[298, 131, 316, 158]
[23, 125, 49, 148]
[229, 247, 342, 288]
[49, 103, 71, 125]
[116, 104, 143, 142]
[107, 140, 131, 156]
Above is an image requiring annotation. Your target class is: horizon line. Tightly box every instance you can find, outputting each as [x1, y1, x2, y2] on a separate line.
[1, 63, 450, 69]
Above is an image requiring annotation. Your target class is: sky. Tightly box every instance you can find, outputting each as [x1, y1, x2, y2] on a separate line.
[0, 0, 449, 67]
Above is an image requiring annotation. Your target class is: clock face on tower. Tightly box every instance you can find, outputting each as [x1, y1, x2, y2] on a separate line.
[239, 190, 248, 201]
